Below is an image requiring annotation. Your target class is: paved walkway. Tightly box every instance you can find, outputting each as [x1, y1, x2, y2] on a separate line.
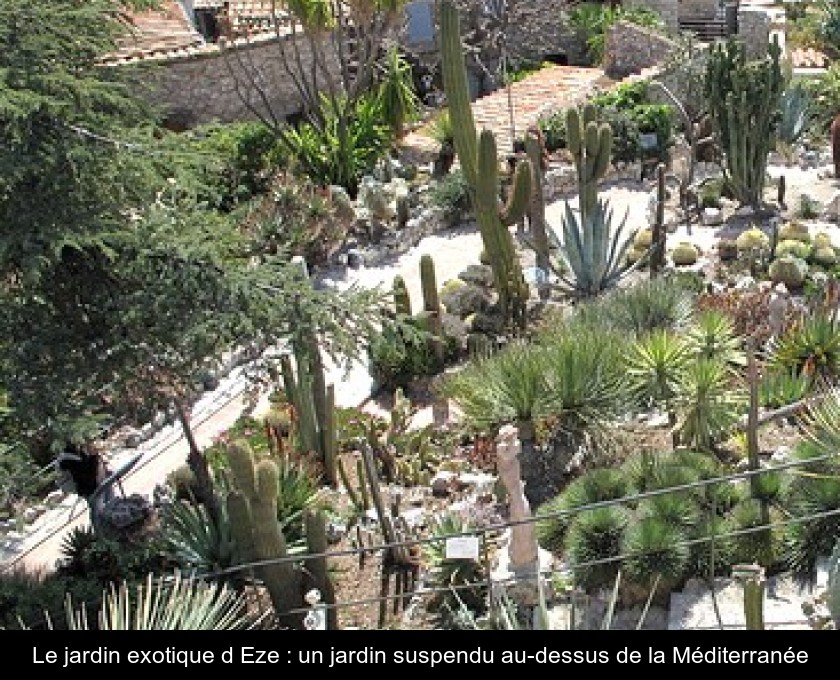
[402, 65, 608, 158]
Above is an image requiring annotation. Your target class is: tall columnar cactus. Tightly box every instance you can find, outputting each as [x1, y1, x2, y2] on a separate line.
[440, 0, 532, 330]
[392, 275, 412, 316]
[420, 254, 445, 368]
[566, 103, 612, 225]
[650, 163, 667, 278]
[225, 441, 303, 629]
[525, 128, 550, 299]
[704, 37, 784, 209]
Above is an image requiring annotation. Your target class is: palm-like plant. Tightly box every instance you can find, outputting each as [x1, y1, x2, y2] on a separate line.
[442, 340, 552, 458]
[626, 329, 692, 410]
[623, 516, 689, 592]
[675, 358, 745, 451]
[377, 46, 421, 139]
[566, 506, 629, 590]
[686, 309, 746, 366]
[65, 571, 263, 630]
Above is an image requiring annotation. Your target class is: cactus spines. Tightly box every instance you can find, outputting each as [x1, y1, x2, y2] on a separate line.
[393, 275, 412, 316]
[440, 0, 530, 329]
[226, 441, 303, 628]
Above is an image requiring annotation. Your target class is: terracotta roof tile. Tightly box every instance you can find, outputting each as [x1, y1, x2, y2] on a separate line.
[105, 0, 203, 62]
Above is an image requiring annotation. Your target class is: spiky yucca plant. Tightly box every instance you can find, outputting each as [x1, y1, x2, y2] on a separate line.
[160, 500, 236, 576]
[675, 358, 745, 451]
[626, 329, 692, 409]
[65, 571, 262, 630]
[687, 309, 746, 366]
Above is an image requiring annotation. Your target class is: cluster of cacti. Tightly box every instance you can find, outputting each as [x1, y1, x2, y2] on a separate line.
[704, 37, 784, 209]
[540, 102, 642, 297]
[779, 220, 811, 243]
[774, 239, 812, 260]
[440, 0, 531, 329]
[671, 242, 699, 266]
[280, 261, 337, 487]
[225, 440, 303, 628]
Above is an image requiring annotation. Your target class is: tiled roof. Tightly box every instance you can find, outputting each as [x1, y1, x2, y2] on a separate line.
[105, 0, 203, 63]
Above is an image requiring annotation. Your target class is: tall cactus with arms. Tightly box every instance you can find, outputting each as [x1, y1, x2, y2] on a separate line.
[440, 0, 532, 330]
[546, 104, 641, 297]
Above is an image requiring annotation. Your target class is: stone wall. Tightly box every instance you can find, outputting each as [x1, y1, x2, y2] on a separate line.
[678, 0, 719, 19]
[738, 6, 772, 60]
[625, 0, 679, 32]
[603, 21, 677, 80]
[139, 32, 341, 128]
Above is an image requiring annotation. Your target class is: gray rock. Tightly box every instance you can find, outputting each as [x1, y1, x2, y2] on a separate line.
[124, 428, 143, 449]
[702, 207, 724, 226]
[346, 249, 365, 269]
[441, 284, 493, 317]
[431, 471, 456, 498]
[22, 506, 41, 524]
[458, 264, 495, 288]
[45, 490, 65, 507]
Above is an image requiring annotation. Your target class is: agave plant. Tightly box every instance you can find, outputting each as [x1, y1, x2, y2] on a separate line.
[776, 81, 812, 146]
[160, 500, 236, 577]
[548, 198, 642, 298]
[65, 571, 263, 630]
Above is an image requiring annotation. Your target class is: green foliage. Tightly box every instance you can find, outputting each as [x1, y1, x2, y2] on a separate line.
[368, 316, 438, 392]
[675, 358, 745, 452]
[566, 506, 628, 590]
[769, 313, 840, 379]
[536, 469, 630, 552]
[424, 512, 487, 614]
[538, 110, 568, 152]
[160, 500, 236, 577]
[427, 168, 472, 218]
[704, 37, 784, 208]
[626, 330, 692, 407]
[283, 93, 391, 196]
[686, 309, 746, 367]
[724, 500, 783, 569]
[802, 63, 840, 133]
[549, 198, 638, 297]
[65, 571, 261, 630]
[0, 569, 104, 630]
[153, 122, 283, 213]
[592, 81, 674, 162]
[569, 4, 664, 65]
[576, 275, 694, 337]
[759, 368, 812, 409]
[623, 517, 689, 590]
[57, 527, 171, 585]
[376, 46, 421, 139]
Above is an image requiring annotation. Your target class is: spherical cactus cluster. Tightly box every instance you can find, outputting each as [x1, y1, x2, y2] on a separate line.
[779, 220, 811, 244]
[775, 239, 812, 260]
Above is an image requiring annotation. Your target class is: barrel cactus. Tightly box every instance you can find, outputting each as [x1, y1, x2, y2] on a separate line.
[672, 242, 699, 266]
[812, 246, 838, 267]
[814, 232, 833, 250]
[775, 239, 812, 260]
[768, 255, 808, 288]
[779, 220, 811, 243]
[736, 227, 770, 254]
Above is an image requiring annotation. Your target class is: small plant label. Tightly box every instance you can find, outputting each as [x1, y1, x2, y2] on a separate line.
[445, 535, 480, 560]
